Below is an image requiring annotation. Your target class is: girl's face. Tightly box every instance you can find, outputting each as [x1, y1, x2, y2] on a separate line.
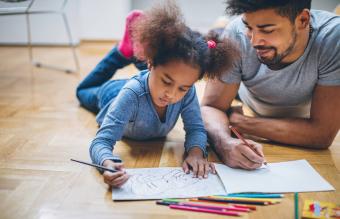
[148, 60, 200, 108]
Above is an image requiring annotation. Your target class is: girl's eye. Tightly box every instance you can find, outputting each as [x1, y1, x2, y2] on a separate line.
[162, 79, 171, 85]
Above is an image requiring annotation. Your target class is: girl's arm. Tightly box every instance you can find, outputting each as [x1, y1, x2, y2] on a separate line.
[89, 88, 138, 167]
[181, 86, 208, 157]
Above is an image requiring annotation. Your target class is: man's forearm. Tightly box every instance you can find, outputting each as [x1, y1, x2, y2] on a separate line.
[201, 106, 233, 153]
[235, 116, 335, 148]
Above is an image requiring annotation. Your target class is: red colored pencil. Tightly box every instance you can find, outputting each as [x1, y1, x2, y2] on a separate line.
[189, 198, 256, 211]
[229, 125, 267, 165]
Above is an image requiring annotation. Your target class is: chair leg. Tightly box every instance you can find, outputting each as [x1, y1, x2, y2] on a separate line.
[26, 2, 80, 73]
[62, 11, 80, 73]
[25, 10, 33, 67]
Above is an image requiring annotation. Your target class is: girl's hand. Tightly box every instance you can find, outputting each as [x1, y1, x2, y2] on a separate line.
[182, 147, 216, 179]
[102, 160, 129, 188]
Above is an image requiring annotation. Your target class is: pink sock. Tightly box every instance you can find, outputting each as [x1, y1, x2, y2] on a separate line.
[118, 10, 144, 59]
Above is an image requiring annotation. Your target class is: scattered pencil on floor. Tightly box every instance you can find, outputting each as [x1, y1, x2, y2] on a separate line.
[156, 193, 286, 216]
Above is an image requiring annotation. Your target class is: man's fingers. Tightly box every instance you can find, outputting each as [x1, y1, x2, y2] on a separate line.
[251, 142, 265, 158]
[240, 154, 262, 170]
[230, 144, 262, 169]
[239, 144, 264, 164]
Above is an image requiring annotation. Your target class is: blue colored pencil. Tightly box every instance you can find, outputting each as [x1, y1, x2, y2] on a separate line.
[222, 193, 284, 199]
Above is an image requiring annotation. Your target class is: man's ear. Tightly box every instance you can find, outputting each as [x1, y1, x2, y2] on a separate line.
[296, 9, 311, 30]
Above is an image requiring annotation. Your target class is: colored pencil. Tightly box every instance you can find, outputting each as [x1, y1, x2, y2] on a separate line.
[169, 204, 242, 216]
[70, 158, 117, 173]
[295, 193, 299, 219]
[181, 202, 250, 212]
[210, 196, 281, 204]
[197, 197, 269, 205]
[233, 204, 257, 211]
[156, 201, 250, 212]
[224, 193, 284, 199]
[229, 125, 267, 165]
[188, 199, 257, 210]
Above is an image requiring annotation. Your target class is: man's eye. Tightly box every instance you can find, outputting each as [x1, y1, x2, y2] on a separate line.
[179, 87, 188, 92]
[262, 30, 274, 34]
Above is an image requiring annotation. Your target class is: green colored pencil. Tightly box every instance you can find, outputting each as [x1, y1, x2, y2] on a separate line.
[294, 193, 299, 219]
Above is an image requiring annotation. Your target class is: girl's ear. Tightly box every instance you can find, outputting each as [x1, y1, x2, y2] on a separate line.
[147, 60, 153, 70]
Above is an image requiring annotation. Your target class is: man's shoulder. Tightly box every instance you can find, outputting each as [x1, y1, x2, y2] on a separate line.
[223, 16, 245, 36]
[310, 10, 339, 57]
[311, 10, 339, 33]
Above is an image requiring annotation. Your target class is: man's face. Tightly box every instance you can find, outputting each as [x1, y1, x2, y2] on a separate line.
[242, 9, 299, 68]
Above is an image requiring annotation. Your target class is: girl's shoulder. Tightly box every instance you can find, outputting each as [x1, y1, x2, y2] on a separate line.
[123, 70, 150, 97]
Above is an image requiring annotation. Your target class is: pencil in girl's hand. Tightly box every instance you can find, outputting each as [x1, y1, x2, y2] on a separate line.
[229, 125, 268, 165]
[70, 158, 118, 173]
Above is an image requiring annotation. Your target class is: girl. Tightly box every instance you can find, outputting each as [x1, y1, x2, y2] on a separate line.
[76, 2, 238, 187]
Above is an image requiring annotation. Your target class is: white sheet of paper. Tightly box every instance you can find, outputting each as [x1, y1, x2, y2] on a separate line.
[215, 159, 335, 194]
[112, 167, 226, 200]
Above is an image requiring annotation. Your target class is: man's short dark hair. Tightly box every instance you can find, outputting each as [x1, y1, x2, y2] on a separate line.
[225, 0, 312, 22]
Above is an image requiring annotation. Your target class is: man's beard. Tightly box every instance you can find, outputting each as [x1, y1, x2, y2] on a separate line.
[255, 30, 297, 70]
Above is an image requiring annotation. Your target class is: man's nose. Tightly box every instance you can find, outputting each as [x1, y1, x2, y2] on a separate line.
[250, 31, 265, 47]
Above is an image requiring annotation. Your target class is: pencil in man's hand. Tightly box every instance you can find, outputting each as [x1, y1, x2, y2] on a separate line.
[228, 125, 267, 165]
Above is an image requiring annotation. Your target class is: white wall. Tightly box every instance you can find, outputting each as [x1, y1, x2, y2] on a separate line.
[131, 0, 226, 34]
[0, 0, 80, 45]
[79, 0, 131, 40]
[0, 0, 130, 45]
[0, 0, 338, 45]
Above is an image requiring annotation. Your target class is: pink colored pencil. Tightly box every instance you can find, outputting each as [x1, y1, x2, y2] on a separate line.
[169, 204, 241, 216]
[181, 202, 250, 212]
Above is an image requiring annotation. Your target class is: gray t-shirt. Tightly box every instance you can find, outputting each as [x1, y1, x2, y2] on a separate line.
[221, 10, 340, 118]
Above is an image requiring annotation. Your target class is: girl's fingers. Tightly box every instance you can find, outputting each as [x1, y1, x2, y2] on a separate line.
[203, 162, 210, 178]
[113, 162, 125, 171]
[103, 171, 125, 184]
[209, 162, 216, 174]
[191, 162, 198, 178]
[197, 162, 204, 179]
[182, 161, 190, 174]
[112, 174, 129, 187]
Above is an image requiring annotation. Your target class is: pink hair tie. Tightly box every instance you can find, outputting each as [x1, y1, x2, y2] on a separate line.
[207, 40, 216, 49]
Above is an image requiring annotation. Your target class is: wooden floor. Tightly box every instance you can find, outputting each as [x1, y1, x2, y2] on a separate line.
[0, 43, 339, 219]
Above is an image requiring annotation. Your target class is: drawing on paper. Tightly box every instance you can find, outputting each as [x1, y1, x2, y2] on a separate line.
[112, 167, 226, 200]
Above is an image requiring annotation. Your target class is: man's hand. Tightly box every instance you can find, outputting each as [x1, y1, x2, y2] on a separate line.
[102, 160, 129, 188]
[219, 138, 264, 170]
[182, 147, 216, 179]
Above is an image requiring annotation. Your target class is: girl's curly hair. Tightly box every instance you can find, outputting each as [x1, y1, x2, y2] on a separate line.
[132, 0, 239, 80]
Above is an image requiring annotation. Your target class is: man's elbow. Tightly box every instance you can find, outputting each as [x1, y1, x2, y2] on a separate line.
[309, 132, 337, 149]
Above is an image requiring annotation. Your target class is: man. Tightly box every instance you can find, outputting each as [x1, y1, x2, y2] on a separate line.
[201, 0, 340, 170]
